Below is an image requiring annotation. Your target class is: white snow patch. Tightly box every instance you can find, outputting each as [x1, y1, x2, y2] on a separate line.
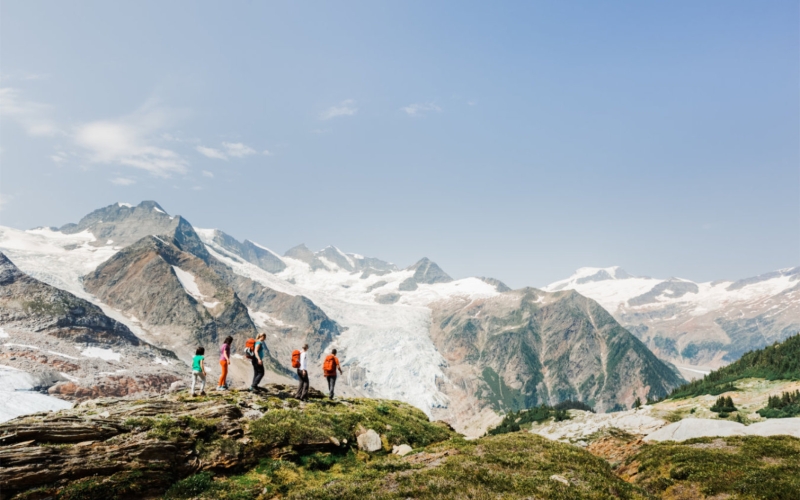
[0, 327, 8, 338]
[153, 206, 166, 214]
[117, 202, 133, 208]
[0, 365, 73, 423]
[47, 351, 80, 360]
[59, 372, 80, 382]
[81, 347, 121, 361]
[106, 239, 114, 245]
[172, 266, 220, 309]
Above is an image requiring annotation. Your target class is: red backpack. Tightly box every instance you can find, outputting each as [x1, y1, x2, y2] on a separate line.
[291, 349, 301, 368]
[244, 338, 256, 359]
[323, 355, 336, 374]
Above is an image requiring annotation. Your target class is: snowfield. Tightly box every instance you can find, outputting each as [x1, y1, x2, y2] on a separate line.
[198, 231, 500, 415]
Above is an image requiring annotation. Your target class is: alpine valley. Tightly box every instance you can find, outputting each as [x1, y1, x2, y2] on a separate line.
[2, 200, 792, 436]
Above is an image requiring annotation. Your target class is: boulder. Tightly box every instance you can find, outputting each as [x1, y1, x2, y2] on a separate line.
[392, 444, 413, 456]
[356, 429, 382, 452]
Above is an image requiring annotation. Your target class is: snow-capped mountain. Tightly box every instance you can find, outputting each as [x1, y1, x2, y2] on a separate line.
[545, 266, 800, 380]
[0, 201, 685, 434]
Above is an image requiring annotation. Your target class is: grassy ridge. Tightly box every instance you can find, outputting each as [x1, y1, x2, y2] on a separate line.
[669, 334, 800, 399]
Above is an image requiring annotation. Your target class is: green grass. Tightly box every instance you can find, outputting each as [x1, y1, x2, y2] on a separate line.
[629, 435, 800, 499]
[248, 398, 454, 449]
[193, 433, 647, 500]
[486, 402, 583, 436]
[669, 334, 800, 399]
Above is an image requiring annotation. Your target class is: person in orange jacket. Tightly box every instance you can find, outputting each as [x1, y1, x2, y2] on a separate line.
[322, 348, 343, 399]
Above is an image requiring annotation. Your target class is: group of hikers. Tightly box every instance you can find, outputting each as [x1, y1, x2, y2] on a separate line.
[190, 334, 343, 400]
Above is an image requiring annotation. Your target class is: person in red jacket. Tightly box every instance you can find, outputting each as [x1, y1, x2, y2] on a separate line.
[323, 349, 343, 399]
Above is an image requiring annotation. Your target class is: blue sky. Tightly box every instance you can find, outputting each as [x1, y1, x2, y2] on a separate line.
[1, 1, 797, 287]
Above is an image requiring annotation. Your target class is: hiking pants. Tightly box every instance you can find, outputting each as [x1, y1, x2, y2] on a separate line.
[219, 360, 228, 387]
[326, 375, 337, 398]
[191, 370, 206, 394]
[251, 358, 265, 389]
[295, 369, 309, 400]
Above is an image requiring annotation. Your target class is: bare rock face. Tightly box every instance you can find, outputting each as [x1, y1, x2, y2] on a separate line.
[205, 229, 287, 273]
[429, 288, 684, 415]
[0, 251, 139, 345]
[83, 236, 261, 362]
[357, 429, 382, 452]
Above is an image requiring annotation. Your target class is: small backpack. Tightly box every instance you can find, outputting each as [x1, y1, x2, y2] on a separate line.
[244, 338, 256, 359]
[323, 355, 336, 373]
[291, 349, 301, 368]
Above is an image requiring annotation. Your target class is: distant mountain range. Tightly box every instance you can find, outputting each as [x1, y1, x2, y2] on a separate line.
[545, 266, 800, 380]
[0, 201, 706, 434]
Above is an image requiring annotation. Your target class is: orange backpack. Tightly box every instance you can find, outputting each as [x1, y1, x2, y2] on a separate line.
[244, 338, 256, 359]
[323, 355, 336, 374]
[291, 349, 301, 368]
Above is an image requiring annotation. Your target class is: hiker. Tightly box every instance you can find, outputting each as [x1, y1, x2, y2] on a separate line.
[250, 333, 267, 391]
[294, 343, 309, 400]
[191, 346, 206, 396]
[217, 336, 232, 391]
[323, 348, 343, 399]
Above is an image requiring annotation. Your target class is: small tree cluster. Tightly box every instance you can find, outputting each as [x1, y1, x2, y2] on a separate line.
[758, 390, 800, 419]
[710, 396, 736, 413]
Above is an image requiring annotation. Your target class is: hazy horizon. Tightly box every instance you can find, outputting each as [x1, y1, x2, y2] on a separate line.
[1, 1, 798, 288]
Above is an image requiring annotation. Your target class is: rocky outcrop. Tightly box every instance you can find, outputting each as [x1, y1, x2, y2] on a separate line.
[0, 386, 453, 499]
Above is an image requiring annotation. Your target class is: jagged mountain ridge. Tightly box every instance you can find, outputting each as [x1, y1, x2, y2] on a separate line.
[0, 201, 685, 434]
[545, 266, 800, 380]
[0, 251, 184, 419]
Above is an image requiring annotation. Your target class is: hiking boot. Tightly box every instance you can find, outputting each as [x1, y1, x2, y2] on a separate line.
[200, 391, 206, 396]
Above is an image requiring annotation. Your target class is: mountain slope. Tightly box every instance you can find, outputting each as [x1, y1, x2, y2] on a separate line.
[545, 266, 800, 378]
[669, 333, 800, 398]
[0, 251, 183, 418]
[430, 288, 683, 414]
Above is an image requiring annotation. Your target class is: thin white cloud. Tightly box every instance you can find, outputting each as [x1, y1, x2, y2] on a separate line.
[0, 87, 60, 136]
[262, 149, 273, 156]
[50, 152, 68, 164]
[0, 193, 10, 211]
[110, 177, 136, 186]
[401, 102, 442, 117]
[202, 170, 214, 178]
[222, 142, 256, 158]
[320, 99, 357, 120]
[467, 100, 477, 106]
[197, 145, 227, 160]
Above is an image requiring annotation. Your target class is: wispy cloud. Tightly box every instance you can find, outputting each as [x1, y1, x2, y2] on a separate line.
[196, 141, 258, 160]
[223, 141, 256, 158]
[202, 170, 214, 178]
[74, 100, 189, 177]
[262, 149, 273, 156]
[401, 102, 442, 117]
[110, 177, 136, 186]
[197, 145, 227, 160]
[0, 87, 60, 136]
[320, 99, 357, 120]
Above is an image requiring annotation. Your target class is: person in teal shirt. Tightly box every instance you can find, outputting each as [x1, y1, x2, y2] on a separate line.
[191, 346, 206, 396]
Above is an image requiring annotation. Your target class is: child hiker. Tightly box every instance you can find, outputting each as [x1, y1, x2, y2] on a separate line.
[191, 346, 207, 396]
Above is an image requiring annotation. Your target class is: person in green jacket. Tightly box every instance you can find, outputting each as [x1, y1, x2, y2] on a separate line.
[191, 346, 207, 396]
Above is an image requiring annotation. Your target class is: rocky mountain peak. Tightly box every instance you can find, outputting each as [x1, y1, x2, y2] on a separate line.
[284, 244, 327, 270]
[407, 257, 453, 284]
